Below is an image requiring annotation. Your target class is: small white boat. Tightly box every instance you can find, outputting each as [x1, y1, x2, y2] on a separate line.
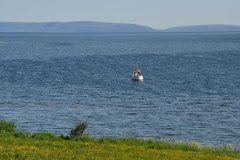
[131, 66, 143, 81]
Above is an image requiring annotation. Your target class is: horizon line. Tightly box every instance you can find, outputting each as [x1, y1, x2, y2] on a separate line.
[1, 21, 240, 30]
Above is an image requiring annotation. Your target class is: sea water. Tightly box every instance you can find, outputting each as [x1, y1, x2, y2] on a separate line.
[0, 32, 239, 146]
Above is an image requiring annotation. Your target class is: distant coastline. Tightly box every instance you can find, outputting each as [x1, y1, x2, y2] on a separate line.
[0, 21, 157, 33]
[1, 21, 240, 33]
[165, 24, 240, 33]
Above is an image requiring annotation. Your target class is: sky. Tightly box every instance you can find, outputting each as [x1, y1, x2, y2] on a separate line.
[0, 0, 239, 29]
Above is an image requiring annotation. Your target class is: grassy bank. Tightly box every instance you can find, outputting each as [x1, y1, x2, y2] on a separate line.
[0, 121, 239, 160]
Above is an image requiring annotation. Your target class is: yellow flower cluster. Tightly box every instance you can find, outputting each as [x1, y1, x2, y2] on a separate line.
[0, 137, 239, 160]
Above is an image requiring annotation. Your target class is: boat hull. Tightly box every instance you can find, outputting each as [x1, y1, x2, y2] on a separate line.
[131, 75, 143, 81]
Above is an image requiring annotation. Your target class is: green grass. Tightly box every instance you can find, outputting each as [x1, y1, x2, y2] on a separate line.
[0, 120, 239, 160]
[0, 135, 239, 160]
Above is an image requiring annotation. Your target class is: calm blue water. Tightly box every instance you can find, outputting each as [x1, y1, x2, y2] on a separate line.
[0, 32, 240, 146]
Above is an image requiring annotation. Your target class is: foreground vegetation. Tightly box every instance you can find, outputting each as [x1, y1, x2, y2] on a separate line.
[0, 120, 239, 160]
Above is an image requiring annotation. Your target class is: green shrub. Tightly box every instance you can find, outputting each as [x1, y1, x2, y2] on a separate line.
[97, 137, 123, 144]
[32, 132, 57, 140]
[70, 121, 88, 138]
[0, 120, 16, 133]
[65, 135, 70, 140]
[219, 144, 235, 152]
[14, 131, 32, 139]
[59, 134, 65, 139]
[0, 130, 13, 137]
[72, 135, 94, 142]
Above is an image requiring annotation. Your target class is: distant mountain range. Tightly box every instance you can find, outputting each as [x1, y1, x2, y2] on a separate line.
[0, 21, 157, 33]
[0, 21, 240, 32]
[165, 25, 240, 32]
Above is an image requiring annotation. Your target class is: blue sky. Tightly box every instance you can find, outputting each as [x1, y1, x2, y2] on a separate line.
[0, 0, 239, 29]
